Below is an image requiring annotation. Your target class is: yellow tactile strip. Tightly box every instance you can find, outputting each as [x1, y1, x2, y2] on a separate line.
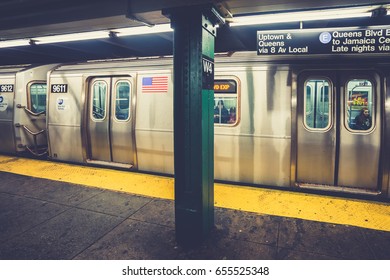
[0, 155, 389, 232]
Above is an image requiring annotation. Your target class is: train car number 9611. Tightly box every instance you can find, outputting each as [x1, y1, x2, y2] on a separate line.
[51, 84, 68, 93]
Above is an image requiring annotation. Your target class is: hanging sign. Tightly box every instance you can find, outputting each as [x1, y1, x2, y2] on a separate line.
[257, 26, 390, 55]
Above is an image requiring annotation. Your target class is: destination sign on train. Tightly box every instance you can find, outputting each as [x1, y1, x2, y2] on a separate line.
[214, 80, 237, 93]
[257, 27, 390, 55]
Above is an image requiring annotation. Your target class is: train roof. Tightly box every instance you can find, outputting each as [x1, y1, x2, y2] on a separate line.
[52, 56, 174, 73]
[49, 51, 288, 73]
[31, 50, 390, 75]
[0, 64, 32, 75]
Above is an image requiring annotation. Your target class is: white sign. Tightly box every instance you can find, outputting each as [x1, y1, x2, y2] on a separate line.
[0, 95, 8, 112]
[56, 97, 69, 111]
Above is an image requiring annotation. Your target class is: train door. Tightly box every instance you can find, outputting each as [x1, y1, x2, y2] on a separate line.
[25, 82, 49, 155]
[296, 70, 382, 192]
[87, 76, 135, 167]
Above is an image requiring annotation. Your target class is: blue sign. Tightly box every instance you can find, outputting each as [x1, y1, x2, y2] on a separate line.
[319, 32, 332, 44]
[257, 26, 390, 55]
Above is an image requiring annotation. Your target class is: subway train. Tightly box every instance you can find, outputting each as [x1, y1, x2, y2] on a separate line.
[1, 51, 390, 198]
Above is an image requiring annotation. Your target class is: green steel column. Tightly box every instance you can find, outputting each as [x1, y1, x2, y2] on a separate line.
[165, 7, 218, 247]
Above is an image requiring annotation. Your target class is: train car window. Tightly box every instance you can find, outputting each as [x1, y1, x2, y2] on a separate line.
[115, 81, 131, 121]
[345, 79, 374, 132]
[29, 83, 47, 113]
[304, 79, 331, 130]
[92, 81, 107, 120]
[214, 79, 238, 125]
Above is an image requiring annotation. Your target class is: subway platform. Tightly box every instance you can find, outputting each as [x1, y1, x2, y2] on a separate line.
[0, 155, 390, 260]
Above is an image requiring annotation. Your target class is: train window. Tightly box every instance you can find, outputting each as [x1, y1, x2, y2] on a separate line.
[304, 79, 331, 130]
[345, 79, 374, 131]
[29, 83, 47, 113]
[214, 79, 238, 125]
[92, 81, 107, 120]
[115, 81, 131, 121]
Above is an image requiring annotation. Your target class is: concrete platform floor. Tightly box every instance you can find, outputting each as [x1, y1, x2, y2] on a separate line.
[1, 171, 390, 260]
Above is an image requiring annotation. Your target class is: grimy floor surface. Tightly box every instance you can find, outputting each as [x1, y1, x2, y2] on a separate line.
[0, 155, 389, 259]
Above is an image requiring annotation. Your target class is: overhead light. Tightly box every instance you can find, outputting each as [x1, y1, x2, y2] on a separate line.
[229, 5, 384, 26]
[112, 24, 172, 37]
[34, 30, 109, 45]
[0, 24, 172, 48]
[0, 39, 31, 48]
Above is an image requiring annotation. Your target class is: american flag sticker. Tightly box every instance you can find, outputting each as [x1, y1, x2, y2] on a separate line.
[142, 76, 169, 93]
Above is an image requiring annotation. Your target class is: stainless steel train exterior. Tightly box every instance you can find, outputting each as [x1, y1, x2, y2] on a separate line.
[2, 52, 390, 198]
[0, 64, 57, 156]
[46, 54, 293, 190]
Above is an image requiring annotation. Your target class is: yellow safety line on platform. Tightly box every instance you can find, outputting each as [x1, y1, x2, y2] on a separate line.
[1, 155, 389, 232]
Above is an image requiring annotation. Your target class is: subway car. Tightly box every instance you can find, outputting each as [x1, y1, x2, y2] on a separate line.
[0, 64, 56, 156]
[1, 51, 390, 198]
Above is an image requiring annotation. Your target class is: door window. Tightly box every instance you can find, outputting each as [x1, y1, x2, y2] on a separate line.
[91, 81, 107, 120]
[114, 81, 131, 121]
[30, 83, 47, 113]
[304, 78, 331, 130]
[345, 79, 374, 131]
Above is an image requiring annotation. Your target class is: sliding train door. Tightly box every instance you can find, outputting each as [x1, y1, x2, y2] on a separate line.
[296, 70, 382, 192]
[87, 76, 135, 168]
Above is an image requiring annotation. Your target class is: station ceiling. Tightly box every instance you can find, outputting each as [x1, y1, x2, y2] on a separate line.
[1, 0, 390, 65]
